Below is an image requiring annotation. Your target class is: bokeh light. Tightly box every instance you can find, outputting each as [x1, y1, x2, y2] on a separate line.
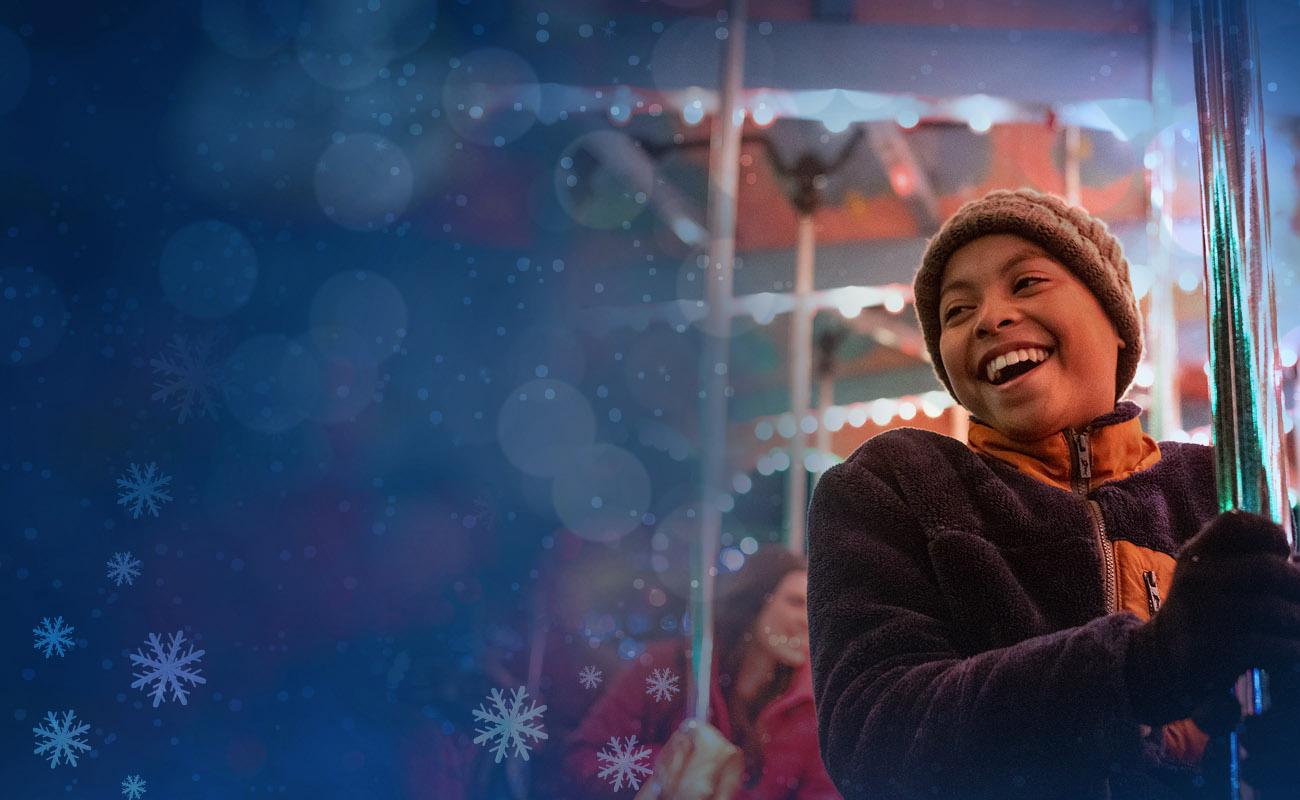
[554, 131, 655, 230]
[158, 220, 259, 319]
[497, 379, 597, 477]
[442, 48, 540, 146]
[314, 133, 415, 231]
[551, 444, 651, 543]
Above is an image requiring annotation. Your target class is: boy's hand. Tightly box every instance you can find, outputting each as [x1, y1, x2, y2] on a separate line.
[1125, 510, 1300, 727]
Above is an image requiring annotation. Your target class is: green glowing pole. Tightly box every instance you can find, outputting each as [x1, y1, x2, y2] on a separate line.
[1190, 0, 1293, 796]
[693, 0, 746, 724]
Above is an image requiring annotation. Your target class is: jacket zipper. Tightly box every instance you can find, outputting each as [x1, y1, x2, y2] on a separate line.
[1143, 570, 1162, 617]
[1068, 429, 1118, 614]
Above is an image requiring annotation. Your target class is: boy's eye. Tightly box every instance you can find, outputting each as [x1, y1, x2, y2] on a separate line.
[942, 305, 971, 323]
[1014, 276, 1045, 291]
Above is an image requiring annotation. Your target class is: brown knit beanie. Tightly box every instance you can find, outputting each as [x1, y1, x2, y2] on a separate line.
[913, 188, 1142, 403]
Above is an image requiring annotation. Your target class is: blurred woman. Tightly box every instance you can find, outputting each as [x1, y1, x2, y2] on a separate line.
[564, 547, 839, 800]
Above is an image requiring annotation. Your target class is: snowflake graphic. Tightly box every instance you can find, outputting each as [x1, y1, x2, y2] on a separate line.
[644, 667, 679, 703]
[150, 333, 226, 423]
[32, 710, 91, 768]
[116, 462, 173, 519]
[578, 665, 603, 690]
[107, 552, 142, 586]
[121, 774, 147, 799]
[471, 686, 548, 763]
[129, 630, 207, 706]
[33, 616, 75, 658]
[597, 735, 654, 792]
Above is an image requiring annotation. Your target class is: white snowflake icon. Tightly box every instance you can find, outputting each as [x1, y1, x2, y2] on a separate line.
[116, 462, 173, 519]
[32, 710, 91, 767]
[644, 667, 680, 703]
[578, 665, 603, 690]
[150, 334, 227, 423]
[472, 685, 548, 763]
[129, 630, 207, 706]
[121, 774, 147, 799]
[597, 735, 654, 792]
[33, 616, 75, 658]
[107, 552, 142, 586]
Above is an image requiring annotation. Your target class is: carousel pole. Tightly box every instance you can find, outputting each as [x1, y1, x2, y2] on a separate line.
[1146, 0, 1182, 440]
[1190, 0, 1293, 796]
[1064, 124, 1083, 207]
[814, 330, 843, 487]
[786, 211, 815, 556]
[692, 0, 746, 723]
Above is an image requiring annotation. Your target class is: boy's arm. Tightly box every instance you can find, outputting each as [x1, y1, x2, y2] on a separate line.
[806, 457, 1151, 799]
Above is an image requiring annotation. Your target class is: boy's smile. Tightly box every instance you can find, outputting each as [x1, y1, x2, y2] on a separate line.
[937, 234, 1124, 442]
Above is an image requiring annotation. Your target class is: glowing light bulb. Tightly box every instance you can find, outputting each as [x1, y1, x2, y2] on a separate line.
[683, 99, 704, 125]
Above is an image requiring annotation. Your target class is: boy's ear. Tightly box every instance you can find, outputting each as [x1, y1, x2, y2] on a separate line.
[1118, 338, 1127, 350]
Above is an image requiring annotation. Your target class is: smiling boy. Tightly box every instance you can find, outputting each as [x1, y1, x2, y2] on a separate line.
[805, 189, 1300, 799]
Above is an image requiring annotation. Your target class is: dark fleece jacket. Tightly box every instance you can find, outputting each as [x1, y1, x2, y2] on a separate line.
[806, 403, 1219, 800]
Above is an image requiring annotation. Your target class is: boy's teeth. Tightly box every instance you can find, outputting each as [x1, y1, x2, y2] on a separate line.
[986, 347, 1050, 383]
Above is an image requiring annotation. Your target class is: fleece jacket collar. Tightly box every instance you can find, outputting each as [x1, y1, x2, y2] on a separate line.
[966, 401, 1162, 492]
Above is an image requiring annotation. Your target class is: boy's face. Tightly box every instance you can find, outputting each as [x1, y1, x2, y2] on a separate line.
[937, 234, 1124, 441]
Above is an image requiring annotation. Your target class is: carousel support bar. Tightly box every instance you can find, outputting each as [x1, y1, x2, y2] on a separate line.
[1146, 0, 1181, 440]
[786, 212, 815, 556]
[693, 0, 747, 724]
[814, 351, 836, 485]
[1190, 0, 1292, 794]
[1064, 124, 1082, 207]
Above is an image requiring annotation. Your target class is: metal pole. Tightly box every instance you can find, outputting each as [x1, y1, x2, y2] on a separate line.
[786, 213, 815, 555]
[1190, 0, 1292, 795]
[692, 0, 746, 723]
[1146, 0, 1182, 439]
[1064, 124, 1083, 207]
[815, 373, 834, 485]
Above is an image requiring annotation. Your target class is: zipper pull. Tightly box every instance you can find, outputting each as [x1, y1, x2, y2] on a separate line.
[1074, 431, 1092, 481]
[1143, 570, 1162, 616]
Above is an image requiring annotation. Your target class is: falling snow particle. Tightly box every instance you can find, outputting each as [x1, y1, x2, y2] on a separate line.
[116, 462, 173, 518]
[107, 552, 142, 586]
[33, 616, 75, 658]
[597, 735, 654, 791]
[578, 665, 603, 690]
[129, 630, 207, 706]
[644, 667, 679, 703]
[121, 774, 147, 799]
[150, 333, 226, 423]
[32, 710, 91, 768]
[471, 686, 548, 763]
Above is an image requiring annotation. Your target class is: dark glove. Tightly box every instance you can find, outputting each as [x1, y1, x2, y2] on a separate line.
[1125, 510, 1300, 727]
